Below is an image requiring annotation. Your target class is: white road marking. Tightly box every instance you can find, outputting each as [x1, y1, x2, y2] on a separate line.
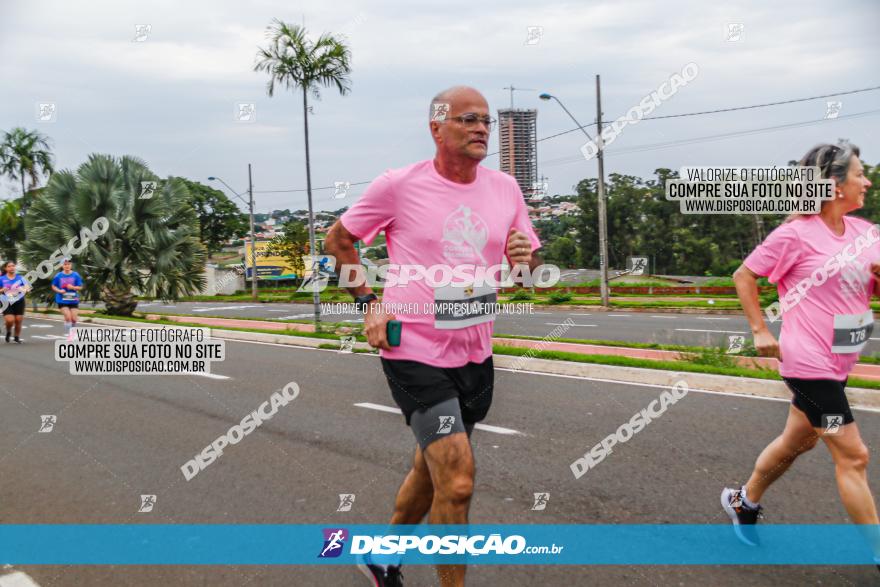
[192, 306, 261, 313]
[28, 324, 52, 328]
[343, 319, 364, 323]
[607, 314, 631, 317]
[0, 570, 43, 587]
[675, 328, 745, 334]
[697, 317, 730, 321]
[545, 322, 596, 327]
[650, 315, 676, 319]
[354, 402, 524, 435]
[267, 309, 287, 312]
[193, 372, 231, 380]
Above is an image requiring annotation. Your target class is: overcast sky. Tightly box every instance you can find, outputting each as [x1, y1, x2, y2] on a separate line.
[2, 0, 878, 213]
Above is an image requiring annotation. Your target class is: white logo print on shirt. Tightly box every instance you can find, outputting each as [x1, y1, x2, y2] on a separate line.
[441, 205, 489, 263]
[839, 256, 871, 297]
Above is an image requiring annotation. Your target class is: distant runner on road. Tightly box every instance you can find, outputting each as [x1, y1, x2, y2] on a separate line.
[51, 258, 84, 341]
[1, 260, 31, 344]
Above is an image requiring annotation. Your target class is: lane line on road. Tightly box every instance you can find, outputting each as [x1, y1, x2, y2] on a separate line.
[608, 314, 631, 317]
[697, 317, 730, 321]
[354, 402, 524, 435]
[192, 306, 262, 313]
[0, 571, 42, 587]
[545, 322, 597, 327]
[650, 315, 676, 319]
[675, 328, 745, 334]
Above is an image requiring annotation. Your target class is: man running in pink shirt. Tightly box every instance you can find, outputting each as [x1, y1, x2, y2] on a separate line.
[325, 86, 542, 587]
[722, 142, 880, 556]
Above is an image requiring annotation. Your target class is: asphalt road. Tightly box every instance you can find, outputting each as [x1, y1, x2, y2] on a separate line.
[2, 316, 880, 585]
[79, 299, 880, 355]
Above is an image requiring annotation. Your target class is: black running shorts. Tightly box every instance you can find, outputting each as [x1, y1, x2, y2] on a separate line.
[380, 356, 494, 427]
[783, 377, 854, 428]
[2, 298, 25, 316]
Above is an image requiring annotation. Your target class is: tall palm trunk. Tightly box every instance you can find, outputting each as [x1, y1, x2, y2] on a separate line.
[302, 86, 320, 324]
[20, 174, 27, 239]
[102, 285, 138, 316]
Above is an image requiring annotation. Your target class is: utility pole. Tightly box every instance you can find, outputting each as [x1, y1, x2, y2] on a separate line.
[595, 75, 610, 307]
[248, 164, 258, 302]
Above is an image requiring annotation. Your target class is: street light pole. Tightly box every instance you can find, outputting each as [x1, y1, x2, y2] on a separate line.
[539, 89, 610, 307]
[207, 174, 258, 301]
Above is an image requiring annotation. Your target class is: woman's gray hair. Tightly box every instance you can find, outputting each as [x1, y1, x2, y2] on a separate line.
[784, 140, 860, 222]
[798, 140, 860, 184]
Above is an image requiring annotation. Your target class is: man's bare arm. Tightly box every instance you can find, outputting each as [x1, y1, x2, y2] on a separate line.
[323, 220, 373, 299]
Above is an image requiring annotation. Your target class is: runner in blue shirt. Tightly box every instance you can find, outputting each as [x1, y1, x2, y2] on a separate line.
[51, 259, 84, 341]
[0, 260, 30, 343]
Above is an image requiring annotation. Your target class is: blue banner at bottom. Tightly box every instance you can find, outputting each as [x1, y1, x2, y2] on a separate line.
[2, 524, 880, 565]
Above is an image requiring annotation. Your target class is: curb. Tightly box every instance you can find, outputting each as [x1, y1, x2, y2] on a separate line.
[45, 313, 880, 411]
[492, 355, 880, 411]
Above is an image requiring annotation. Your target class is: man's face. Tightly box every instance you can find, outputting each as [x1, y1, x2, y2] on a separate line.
[431, 90, 491, 161]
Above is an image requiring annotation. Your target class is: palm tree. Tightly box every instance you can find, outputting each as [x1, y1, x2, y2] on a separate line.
[254, 19, 352, 322]
[0, 127, 55, 220]
[0, 199, 23, 261]
[21, 154, 206, 315]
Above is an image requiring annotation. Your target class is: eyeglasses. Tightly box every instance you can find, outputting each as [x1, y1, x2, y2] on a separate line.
[448, 113, 496, 132]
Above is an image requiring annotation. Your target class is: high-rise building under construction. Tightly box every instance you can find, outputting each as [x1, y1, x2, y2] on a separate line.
[497, 108, 538, 198]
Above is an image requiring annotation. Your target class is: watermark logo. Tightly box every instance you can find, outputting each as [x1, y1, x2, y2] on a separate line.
[525, 26, 544, 45]
[138, 494, 156, 513]
[581, 62, 698, 161]
[822, 414, 844, 435]
[337, 494, 355, 512]
[318, 528, 348, 558]
[531, 181, 549, 198]
[38, 415, 57, 433]
[627, 256, 648, 276]
[181, 382, 300, 480]
[825, 101, 842, 120]
[139, 181, 157, 200]
[333, 181, 350, 199]
[339, 336, 356, 353]
[236, 103, 256, 123]
[432, 103, 450, 122]
[133, 24, 151, 42]
[727, 335, 745, 354]
[726, 23, 744, 42]
[36, 102, 57, 123]
[531, 492, 549, 511]
[571, 380, 689, 479]
[437, 416, 455, 434]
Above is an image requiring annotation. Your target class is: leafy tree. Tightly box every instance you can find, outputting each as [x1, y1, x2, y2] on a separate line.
[544, 236, 578, 268]
[21, 154, 206, 315]
[175, 178, 248, 254]
[265, 220, 309, 280]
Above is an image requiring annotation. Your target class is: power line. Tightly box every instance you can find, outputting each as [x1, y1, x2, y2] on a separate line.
[252, 85, 880, 195]
[539, 108, 880, 168]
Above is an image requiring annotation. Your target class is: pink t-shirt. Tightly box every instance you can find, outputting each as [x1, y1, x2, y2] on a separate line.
[341, 159, 541, 368]
[744, 214, 880, 380]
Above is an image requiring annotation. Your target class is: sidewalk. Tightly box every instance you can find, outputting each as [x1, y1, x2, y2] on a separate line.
[65, 309, 880, 383]
[43, 312, 880, 410]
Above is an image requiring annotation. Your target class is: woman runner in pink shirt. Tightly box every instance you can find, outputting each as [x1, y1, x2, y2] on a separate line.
[722, 142, 879, 551]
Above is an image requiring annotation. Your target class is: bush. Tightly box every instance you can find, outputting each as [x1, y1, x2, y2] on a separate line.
[548, 292, 573, 304]
[510, 290, 533, 301]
